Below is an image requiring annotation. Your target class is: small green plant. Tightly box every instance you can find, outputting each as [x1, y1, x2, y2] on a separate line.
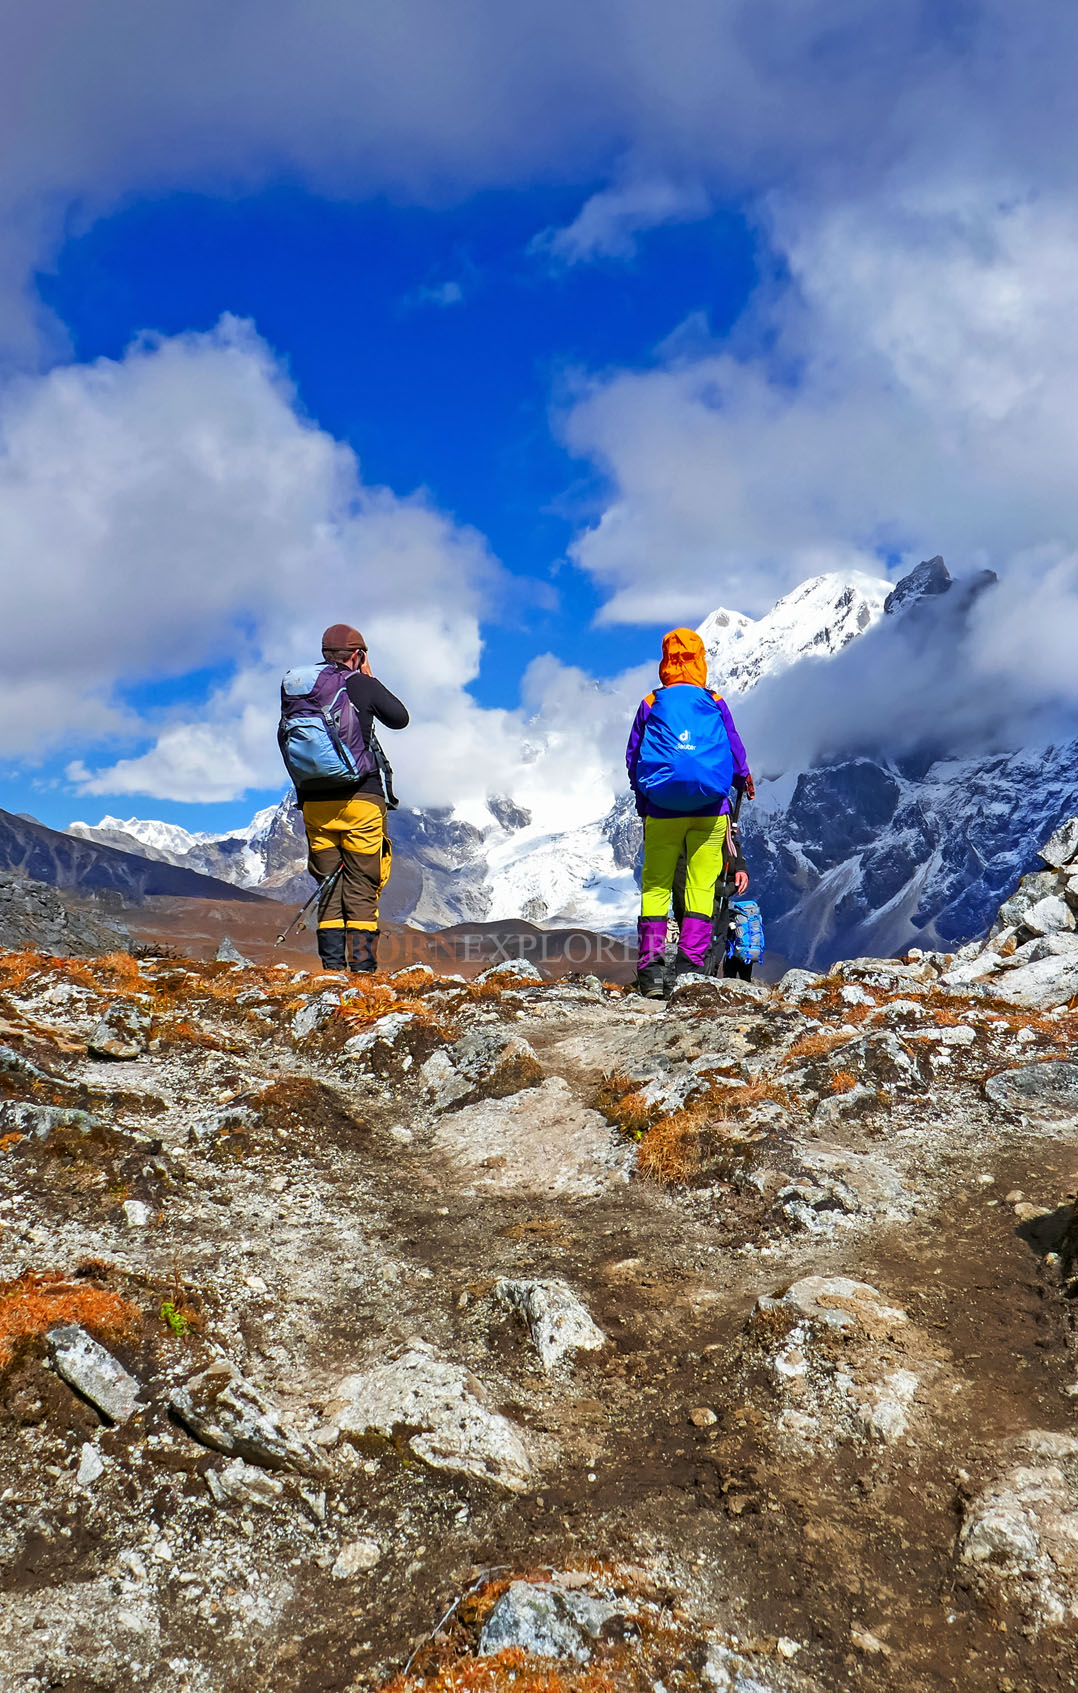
[160, 1300, 189, 1338]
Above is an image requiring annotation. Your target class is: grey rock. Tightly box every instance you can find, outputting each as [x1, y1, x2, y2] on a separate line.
[761, 1275, 908, 1336]
[494, 1278, 606, 1369]
[959, 1431, 1078, 1629]
[1000, 933, 1078, 968]
[88, 1001, 150, 1061]
[205, 1456, 285, 1508]
[986, 952, 1078, 1010]
[774, 1178, 860, 1234]
[475, 957, 544, 984]
[0, 1043, 58, 1085]
[215, 936, 253, 967]
[170, 1359, 324, 1474]
[996, 871, 1063, 934]
[1039, 817, 1078, 870]
[666, 976, 771, 1008]
[291, 990, 341, 1040]
[703, 1639, 817, 1691]
[47, 1325, 142, 1424]
[0, 871, 130, 957]
[985, 1061, 1078, 1124]
[1023, 896, 1076, 937]
[478, 1579, 628, 1662]
[0, 1102, 104, 1139]
[76, 1443, 105, 1487]
[777, 969, 823, 999]
[431, 1076, 632, 1197]
[189, 1103, 260, 1146]
[326, 1340, 533, 1492]
[422, 1025, 543, 1108]
[331, 1537, 381, 1576]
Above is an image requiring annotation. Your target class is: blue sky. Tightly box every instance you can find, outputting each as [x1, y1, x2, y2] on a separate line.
[1, 1, 1076, 839]
[39, 184, 758, 706]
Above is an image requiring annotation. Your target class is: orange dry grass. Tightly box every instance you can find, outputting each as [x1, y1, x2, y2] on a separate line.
[595, 1073, 657, 1134]
[829, 1070, 858, 1094]
[636, 1103, 712, 1183]
[382, 1649, 615, 1693]
[0, 1270, 141, 1368]
[782, 1029, 854, 1065]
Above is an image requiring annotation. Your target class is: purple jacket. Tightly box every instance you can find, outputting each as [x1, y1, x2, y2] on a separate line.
[625, 688, 750, 819]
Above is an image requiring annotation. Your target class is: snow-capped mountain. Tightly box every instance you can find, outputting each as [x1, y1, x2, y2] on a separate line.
[68, 805, 299, 895]
[739, 741, 1078, 968]
[699, 570, 889, 696]
[63, 554, 1078, 965]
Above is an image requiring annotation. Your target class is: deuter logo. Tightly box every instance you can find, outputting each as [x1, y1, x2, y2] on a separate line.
[678, 729, 691, 743]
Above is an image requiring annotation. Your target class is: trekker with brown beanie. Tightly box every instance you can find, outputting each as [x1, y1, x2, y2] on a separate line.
[278, 624, 409, 975]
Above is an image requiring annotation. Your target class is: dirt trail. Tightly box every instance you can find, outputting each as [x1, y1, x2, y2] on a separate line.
[1, 949, 1077, 1691]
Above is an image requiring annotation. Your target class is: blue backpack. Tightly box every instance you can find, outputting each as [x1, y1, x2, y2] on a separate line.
[634, 686, 734, 813]
[277, 663, 376, 792]
[727, 898, 765, 965]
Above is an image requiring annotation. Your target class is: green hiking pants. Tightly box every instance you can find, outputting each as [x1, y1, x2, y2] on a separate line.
[641, 813, 729, 919]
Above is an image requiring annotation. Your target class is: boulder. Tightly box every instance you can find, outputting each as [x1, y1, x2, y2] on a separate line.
[291, 990, 341, 1040]
[326, 1340, 533, 1491]
[422, 1025, 543, 1109]
[170, 1359, 324, 1474]
[740, 1277, 923, 1451]
[776, 969, 823, 1000]
[984, 951, 1078, 1010]
[1022, 896, 1076, 937]
[1039, 817, 1078, 871]
[47, 1325, 142, 1424]
[959, 1431, 1078, 1629]
[494, 1278, 606, 1370]
[666, 977, 770, 1009]
[984, 1061, 1078, 1125]
[431, 1076, 632, 1197]
[87, 1001, 150, 1061]
[995, 871, 1064, 935]
[215, 936, 253, 967]
[205, 1457, 285, 1508]
[478, 1579, 629, 1662]
[475, 958, 544, 984]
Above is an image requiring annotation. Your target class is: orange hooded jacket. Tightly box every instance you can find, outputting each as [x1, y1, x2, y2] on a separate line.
[657, 627, 709, 690]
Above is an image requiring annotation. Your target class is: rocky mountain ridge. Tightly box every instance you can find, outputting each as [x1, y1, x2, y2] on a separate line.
[0, 808, 271, 907]
[2, 823, 1078, 1689]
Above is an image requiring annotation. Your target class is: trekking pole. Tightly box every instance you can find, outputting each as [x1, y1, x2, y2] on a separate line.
[275, 863, 343, 946]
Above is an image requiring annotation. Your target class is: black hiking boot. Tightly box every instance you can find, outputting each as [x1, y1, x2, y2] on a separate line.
[350, 931, 379, 975]
[672, 951, 707, 982]
[316, 928, 347, 971]
[634, 959, 666, 999]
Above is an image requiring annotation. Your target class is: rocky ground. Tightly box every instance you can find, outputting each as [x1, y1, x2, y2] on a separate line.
[2, 824, 1078, 1692]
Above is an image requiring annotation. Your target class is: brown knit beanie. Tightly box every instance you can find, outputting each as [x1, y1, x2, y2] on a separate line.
[321, 623, 365, 655]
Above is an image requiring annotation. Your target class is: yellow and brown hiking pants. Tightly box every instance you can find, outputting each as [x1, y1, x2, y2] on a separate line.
[302, 795, 392, 935]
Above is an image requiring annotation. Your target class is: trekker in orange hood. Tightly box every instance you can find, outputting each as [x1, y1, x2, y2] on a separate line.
[658, 627, 709, 689]
[624, 627, 755, 998]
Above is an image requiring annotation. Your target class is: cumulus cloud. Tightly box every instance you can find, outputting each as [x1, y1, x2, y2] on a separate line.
[5, 1, 1078, 357]
[0, 314, 639, 831]
[536, 175, 711, 263]
[0, 317, 508, 796]
[561, 185, 1078, 627]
